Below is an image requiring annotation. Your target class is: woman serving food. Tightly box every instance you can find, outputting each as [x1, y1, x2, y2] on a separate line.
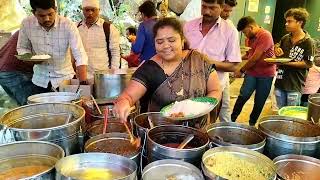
[113, 18, 221, 121]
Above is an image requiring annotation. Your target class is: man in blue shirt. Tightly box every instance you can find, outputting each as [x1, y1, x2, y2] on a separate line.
[131, 1, 158, 62]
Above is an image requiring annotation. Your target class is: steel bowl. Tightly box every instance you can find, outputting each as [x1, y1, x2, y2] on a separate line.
[274, 154, 320, 180]
[308, 93, 320, 124]
[142, 159, 204, 180]
[55, 153, 137, 180]
[84, 133, 140, 165]
[258, 116, 320, 159]
[94, 68, 137, 99]
[27, 92, 82, 105]
[278, 106, 308, 120]
[206, 122, 266, 152]
[0, 103, 85, 155]
[202, 146, 276, 180]
[147, 125, 209, 167]
[0, 141, 64, 179]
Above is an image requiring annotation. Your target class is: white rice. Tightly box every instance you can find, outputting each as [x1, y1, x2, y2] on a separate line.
[30, 54, 51, 59]
[165, 99, 212, 117]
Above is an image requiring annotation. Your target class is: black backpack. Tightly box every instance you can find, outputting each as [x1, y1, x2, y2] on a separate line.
[77, 20, 113, 68]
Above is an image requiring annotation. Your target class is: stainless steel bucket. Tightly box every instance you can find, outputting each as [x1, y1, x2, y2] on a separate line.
[133, 112, 181, 173]
[94, 68, 137, 99]
[202, 146, 276, 180]
[84, 133, 140, 165]
[206, 122, 266, 152]
[85, 118, 129, 138]
[83, 97, 138, 124]
[0, 103, 85, 155]
[0, 141, 64, 179]
[27, 92, 82, 105]
[147, 125, 209, 167]
[133, 112, 181, 142]
[274, 154, 320, 180]
[258, 116, 320, 159]
[55, 153, 137, 180]
[142, 159, 204, 180]
[308, 93, 320, 124]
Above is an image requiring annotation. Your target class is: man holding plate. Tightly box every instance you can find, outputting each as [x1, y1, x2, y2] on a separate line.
[273, 8, 314, 108]
[231, 16, 276, 126]
[17, 0, 88, 93]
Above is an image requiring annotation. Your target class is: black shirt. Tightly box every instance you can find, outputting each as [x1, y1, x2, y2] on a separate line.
[132, 60, 167, 112]
[275, 33, 314, 92]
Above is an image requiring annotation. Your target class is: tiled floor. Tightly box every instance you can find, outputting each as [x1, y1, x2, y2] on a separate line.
[228, 78, 276, 126]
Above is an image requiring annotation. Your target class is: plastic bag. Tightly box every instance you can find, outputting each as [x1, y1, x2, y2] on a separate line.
[0, 125, 15, 145]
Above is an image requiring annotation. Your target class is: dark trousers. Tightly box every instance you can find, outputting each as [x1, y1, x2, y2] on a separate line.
[0, 72, 34, 105]
[32, 82, 57, 95]
[231, 74, 273, 125]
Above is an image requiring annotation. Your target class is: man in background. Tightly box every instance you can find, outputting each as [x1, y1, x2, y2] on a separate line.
[273, 8, 314, 108]
[231, 16, 276, 126]
[0, 31, 34, 105]
[126, 26, 137, 43]
[184, 0, 241, 122]
[78, 0, 121, 81]
[131, 1, 158, 62]
[220, 0, 237, 24]
[17, 0, 88, 93]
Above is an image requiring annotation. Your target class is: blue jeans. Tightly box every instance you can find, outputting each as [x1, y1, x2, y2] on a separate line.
[0, 72, 34, 105]
[231, 75, 274, 125]
[274, 88, 301, 109]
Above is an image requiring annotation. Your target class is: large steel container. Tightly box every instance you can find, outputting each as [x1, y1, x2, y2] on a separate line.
[142, 159, 204, 180]
[133, 112, 181, 142]
[27, 92, 81, 105]
[206, 122, 266, 152]
[85, 118, 129, 138]
[147, 125, 209, 167]
[202, 146, 276, 180]
[258, 116, 320, 159]
[94, 68, 137, 99]
[274, 154, 320, 180]
[134, 112, 180, 173]
[308, 93, 320, 124]
[278, 106, 308, 120]
[0, 141, 64, 179]
[83, 97, 138, 124]
[84, 133, 140, 165]
[0, 103, 85, 155]
[55, 153, 137, 180]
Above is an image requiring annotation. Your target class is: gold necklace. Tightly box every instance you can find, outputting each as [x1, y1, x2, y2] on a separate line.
[162, 59, 184, 97]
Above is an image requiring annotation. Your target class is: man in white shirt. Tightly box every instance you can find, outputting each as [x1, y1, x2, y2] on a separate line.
[78, 0, 121, 80]
[180, 0, 201, 22]
[17, 0, 88, 93]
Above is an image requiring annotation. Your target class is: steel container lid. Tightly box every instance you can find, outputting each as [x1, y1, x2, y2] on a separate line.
[142, 159, 204, 180]
[258, 116, 320, 143]
[274, 154, 320, 180]
[202, 146, 276, 180]
[27, 92, 80, 104]
[206, 122, 266, 151]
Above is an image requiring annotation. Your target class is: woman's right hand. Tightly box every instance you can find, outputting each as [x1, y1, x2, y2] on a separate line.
[113, 99, 131, 123]
[274, 46, 284, 57]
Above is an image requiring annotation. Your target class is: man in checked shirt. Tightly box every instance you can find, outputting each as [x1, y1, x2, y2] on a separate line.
[17, 0, 88, 93]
